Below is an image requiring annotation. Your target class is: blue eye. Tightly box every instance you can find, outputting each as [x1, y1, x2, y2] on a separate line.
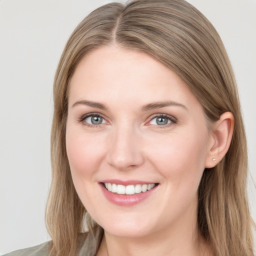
[83, 114, 106, 126]
[149, 115, 175, 126]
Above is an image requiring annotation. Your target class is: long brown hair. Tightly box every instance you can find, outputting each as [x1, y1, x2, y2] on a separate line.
[46, 0, 255, 255]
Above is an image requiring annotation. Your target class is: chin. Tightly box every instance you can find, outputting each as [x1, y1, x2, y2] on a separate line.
[104, 225, 153, 238]
[97, 214, 158, 238]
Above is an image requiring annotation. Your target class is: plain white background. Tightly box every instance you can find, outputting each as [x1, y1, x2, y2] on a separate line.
[0, 0, 255, 254]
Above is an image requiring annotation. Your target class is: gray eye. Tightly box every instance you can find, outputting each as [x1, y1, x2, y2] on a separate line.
[156, 117, 169, 125]
[150, 116, 171, 126]
[85, 115, 105, 125]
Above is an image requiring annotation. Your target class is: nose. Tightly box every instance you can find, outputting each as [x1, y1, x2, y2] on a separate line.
[106, 125, 145, 171]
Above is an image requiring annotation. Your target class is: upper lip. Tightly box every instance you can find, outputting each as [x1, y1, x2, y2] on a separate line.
[100, 179, 158, 185]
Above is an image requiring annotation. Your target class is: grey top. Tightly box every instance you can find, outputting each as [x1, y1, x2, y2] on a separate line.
[3, 234, 93, 256]
[3, 242, 51, 256]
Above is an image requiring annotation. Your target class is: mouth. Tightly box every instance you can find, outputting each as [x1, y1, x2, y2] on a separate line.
[101, 182, 159, 195]
[99, 180, 159, 206]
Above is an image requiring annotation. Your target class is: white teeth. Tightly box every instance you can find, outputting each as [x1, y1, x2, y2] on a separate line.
[142, 184, 147, 192]
[112, 183, 117, 193]
[117, 184, 125, 194]
[104, 183, 156, 195]
[106, 183, 111, 191]
[148, 184, 154, 190]
[126, 185, 135, 195]
[135, 184, 142, 193]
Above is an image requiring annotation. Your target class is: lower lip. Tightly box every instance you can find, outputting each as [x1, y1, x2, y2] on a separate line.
[100, 184, 157, 206]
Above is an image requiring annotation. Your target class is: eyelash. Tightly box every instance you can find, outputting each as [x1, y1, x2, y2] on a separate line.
[78, 113, 177, 128]
[78, 113, 106, 128]
[148, 114, 177, 128]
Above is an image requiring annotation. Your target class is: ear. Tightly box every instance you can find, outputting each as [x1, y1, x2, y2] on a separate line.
[205, 112, 234, 168]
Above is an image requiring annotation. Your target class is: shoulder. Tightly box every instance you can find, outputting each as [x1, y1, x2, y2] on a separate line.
[3, 233, 92, 256]
[3, 241, 51, 256]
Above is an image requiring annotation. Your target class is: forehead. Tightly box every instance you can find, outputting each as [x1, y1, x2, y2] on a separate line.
[68, 45, 201, 111]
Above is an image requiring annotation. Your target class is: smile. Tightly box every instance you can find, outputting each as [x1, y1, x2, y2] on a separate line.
[104, 183, 157, 195]
[100, 180, 159, 206]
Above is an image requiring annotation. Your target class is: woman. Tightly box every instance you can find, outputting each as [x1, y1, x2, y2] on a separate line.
[5, 0, 255, 255]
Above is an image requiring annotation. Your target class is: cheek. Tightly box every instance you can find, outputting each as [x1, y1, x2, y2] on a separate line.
[65, 126, 107, 213]
[146, 129, 209, 184]
[66, 127, 106, 179]
[143, 129, 209, 221]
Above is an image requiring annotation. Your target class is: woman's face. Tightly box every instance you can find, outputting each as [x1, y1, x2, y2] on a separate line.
[66, 46, 214, 238]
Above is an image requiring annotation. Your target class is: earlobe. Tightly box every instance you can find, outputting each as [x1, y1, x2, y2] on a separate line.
[205, 112, 234, 168]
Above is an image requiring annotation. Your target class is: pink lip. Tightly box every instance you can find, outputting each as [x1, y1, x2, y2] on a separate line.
[100, 179, 156, 185]
[99, 181, 158, 206]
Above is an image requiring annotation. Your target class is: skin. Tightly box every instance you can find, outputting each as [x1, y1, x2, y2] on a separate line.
[66, 45, 233, 256]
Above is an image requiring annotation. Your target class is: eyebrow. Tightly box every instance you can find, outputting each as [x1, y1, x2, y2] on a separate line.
[72, 100, 107, 110]
[72, 100, 187, 111]
[141, 101, 187, 111]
